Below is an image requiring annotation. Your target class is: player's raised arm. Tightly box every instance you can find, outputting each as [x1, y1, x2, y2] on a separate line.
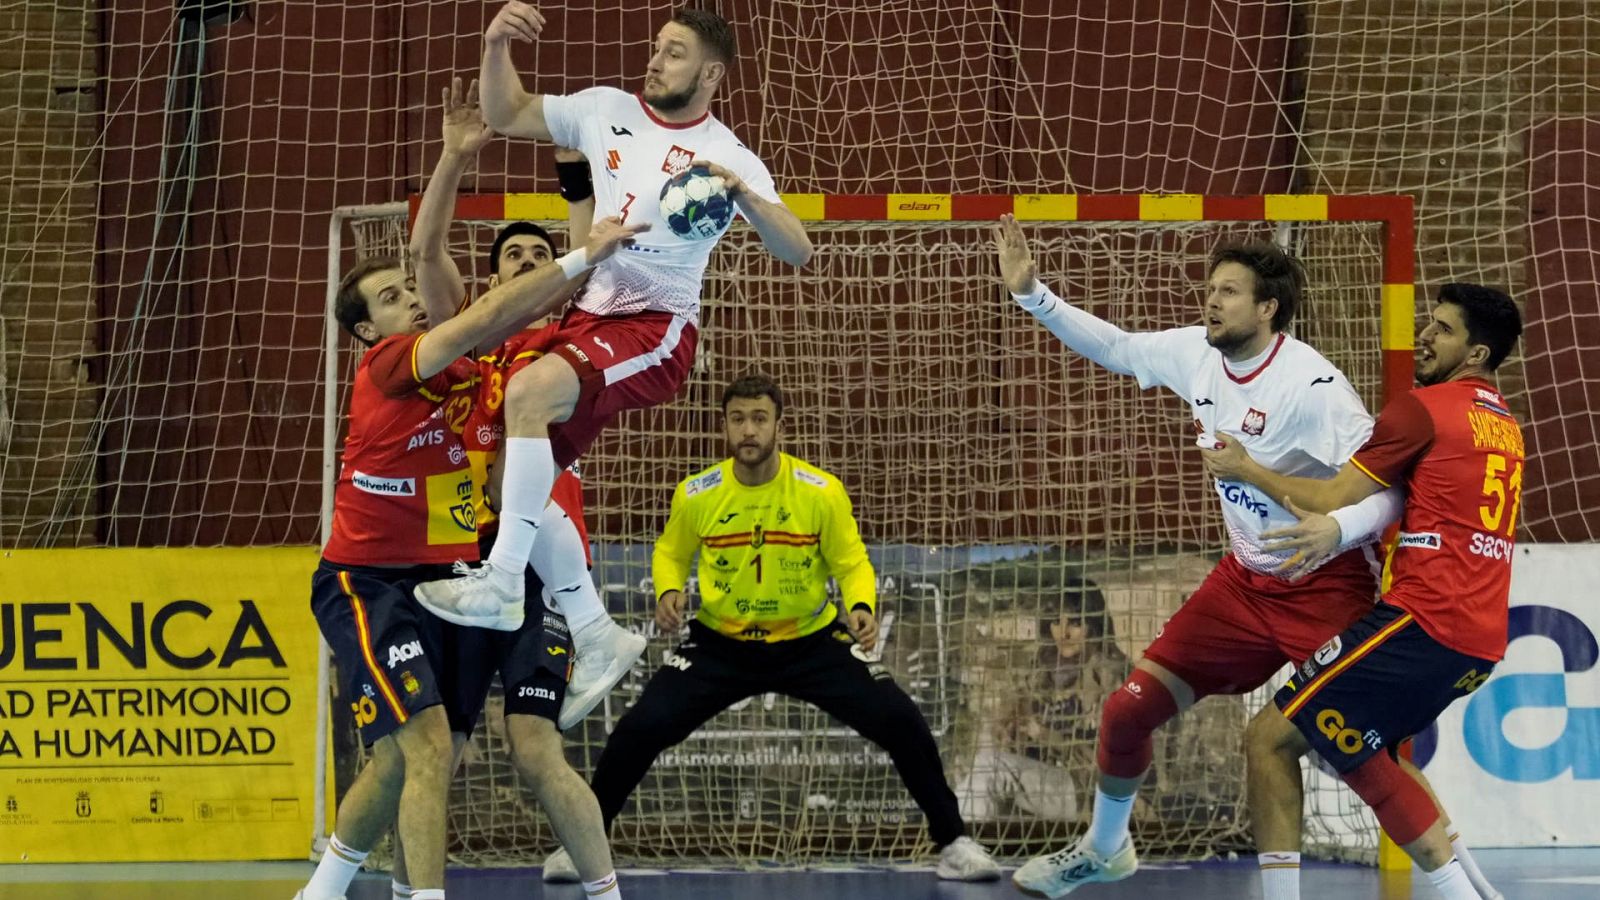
[992, 214, 1144, 378]
[409, 77, 494, 326]
[413, 217, 647, 377]
[479, 2, 554, 140]
[688, 159, 812, 268]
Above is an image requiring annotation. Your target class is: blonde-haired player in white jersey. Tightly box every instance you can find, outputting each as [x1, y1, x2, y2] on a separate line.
[991, 215, 1426, 897]
[417, 2, 813, 728]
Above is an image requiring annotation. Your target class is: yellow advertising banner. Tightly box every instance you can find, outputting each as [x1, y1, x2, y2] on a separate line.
[0, 547, 323, 862]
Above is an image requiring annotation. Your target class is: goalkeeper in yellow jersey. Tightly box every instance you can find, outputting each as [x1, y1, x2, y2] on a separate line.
[539, 372, 1000, 883]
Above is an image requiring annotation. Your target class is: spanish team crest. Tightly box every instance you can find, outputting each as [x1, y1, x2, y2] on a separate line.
[400, 671, 421, 696]
[1241, 407, 1267, 436]
[751, 523, 765, 548]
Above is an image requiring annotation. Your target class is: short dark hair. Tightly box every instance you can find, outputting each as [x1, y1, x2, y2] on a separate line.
[721, 371, 784, 418]
[1438, 283, 1522, 370]
[673, 8, 736, 65]
[488, 222, 556, 273]
[1208, 241, 1307, 332]
[335, 256, 401, 346]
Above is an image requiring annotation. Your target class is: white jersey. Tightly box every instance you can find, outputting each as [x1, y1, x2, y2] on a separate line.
[543, 87, 779, 323]
[1124, 327, 1374, 573]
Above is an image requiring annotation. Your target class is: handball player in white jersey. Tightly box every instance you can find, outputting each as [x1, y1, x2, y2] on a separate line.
[993, 215, 1408, 897]
[418, 3, 813, 723]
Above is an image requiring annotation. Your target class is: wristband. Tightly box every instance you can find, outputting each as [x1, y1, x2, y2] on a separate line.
[1010, 283, 1048, 308]
[555, 247, 591, 280]
[555, 159, 594, 203]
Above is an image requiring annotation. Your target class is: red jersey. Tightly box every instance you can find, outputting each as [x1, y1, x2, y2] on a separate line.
[1350, 379, 1526, 660]
[324, 333, 481, 566]
[464, 337, 591, 562]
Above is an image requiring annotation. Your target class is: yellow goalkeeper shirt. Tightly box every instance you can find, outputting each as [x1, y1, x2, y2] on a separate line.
[652, 452, 876, 642]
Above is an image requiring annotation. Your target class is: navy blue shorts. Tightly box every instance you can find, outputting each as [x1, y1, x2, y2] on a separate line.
[446, 534, 574, 734]
[1275, 603, 1495, 774]
[311, 560, 454, 746]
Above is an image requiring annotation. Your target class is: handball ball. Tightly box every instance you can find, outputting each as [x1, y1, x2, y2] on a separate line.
[659, 166, 734, 240]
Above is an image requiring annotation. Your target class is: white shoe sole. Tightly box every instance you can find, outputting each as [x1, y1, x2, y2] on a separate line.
[414, 591, 525, 632]
[557, 631, 647, 730]
[936, 863, 1002, 882]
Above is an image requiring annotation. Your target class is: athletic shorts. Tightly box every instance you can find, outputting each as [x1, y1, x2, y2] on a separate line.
[310, 560, 457, 746]
[499, 309, 697, 467]
[446, 533, 576, 733]
[1141, 548, 1379, 698]
[1275, 602, 1495, 774]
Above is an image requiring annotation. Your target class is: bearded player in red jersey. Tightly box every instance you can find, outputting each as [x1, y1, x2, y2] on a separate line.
[294, 209, 643, 900]
[1204, 283, 1524, 900]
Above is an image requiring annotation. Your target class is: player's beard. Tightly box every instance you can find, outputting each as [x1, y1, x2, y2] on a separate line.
[1205, 321, 1257, 356]
[731, 437, 776, 468]
[645, 70, 701, 113]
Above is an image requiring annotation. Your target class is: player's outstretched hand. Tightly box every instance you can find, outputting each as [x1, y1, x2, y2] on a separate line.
[686, 159, 747, 199]
[486, 1, 545, 45]
[1260, 496, 1341, 581]
[441, 77, 494, 156]
[992, 213, 1040, 296]
[848, 608, 879, 653]
[655, 590, 688, 632]
[1200, 433, 1257, 483]
[584, 216, 650, 264]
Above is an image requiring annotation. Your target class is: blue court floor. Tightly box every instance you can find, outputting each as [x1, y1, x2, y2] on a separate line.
[1, 850, 1596, 899]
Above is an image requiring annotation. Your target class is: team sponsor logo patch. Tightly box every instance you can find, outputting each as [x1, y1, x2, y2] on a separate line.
[685, 468, 723, 497]
[1397, 531, 1442, 550]
[447, 444, 466, 465]
[1240, 407, 1268, 436]
[794, 469, 827, 488]
[606, 149, 621, 170]
[353, 471, 416, 496]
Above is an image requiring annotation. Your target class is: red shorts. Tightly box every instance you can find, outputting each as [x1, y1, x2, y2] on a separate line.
[499, 309, 698, 467]
[1141, 547, 1380, 699]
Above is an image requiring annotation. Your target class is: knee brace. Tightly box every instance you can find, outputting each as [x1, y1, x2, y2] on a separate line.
[1096, 668, 1180, 779]
[1341, 753, 1439, 845]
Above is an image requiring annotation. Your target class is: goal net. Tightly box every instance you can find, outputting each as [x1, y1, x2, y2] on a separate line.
[333, 199, 1394, 865]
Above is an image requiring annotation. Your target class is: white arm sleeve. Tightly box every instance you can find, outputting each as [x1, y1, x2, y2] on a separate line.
[1013, 284, 1139, 376]
[1330, 487, 1405, 550]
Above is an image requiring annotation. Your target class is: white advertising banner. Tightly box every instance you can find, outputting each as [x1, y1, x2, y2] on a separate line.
[1414, 543, 1600, 846]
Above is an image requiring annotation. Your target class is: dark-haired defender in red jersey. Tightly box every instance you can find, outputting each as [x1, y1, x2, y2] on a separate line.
[1203, 283, 1524, 900]
[295, 208, 643, 900]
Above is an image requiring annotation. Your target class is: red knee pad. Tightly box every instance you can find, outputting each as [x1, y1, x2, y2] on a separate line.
[1096, 668, 1180, 779]
[1340, 753, 1439, 845]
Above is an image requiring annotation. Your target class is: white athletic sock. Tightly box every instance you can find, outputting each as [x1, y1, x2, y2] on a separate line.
[529, 502, 607, 633]
[1448, 830, 1502, 899]
[391, 879, 413, 899]
[584, 872, 621, 896]
[487, 437, 557, 574]
[1426, 858, 1480, 899]
[303, 833, 367, 899]
[410, 891, 444, 900]
[1085, 788, 1135, 857]
[1257, 851, 1300, 900]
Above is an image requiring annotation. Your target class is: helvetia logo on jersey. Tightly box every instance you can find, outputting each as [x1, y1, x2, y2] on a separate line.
[352, 471, 416, 496]
[1397, 531, 1442, 550]
[1240, 407, 1268, 436]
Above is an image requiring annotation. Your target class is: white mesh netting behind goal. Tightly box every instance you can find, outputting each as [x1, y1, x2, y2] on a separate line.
[336, 207, 1386, 865]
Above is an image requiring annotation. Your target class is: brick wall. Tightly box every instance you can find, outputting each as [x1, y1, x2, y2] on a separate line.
[0, 1, 97, 545]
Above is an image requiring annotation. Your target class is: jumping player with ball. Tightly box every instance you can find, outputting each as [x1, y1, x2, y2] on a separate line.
[417, 3, 813, 726]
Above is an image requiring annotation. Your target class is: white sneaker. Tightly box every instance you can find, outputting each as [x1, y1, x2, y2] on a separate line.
[541, 845, 580, 883]
[935, 835, 1002, 882]
[1012, 835, 1138, 897]
[414, 561, 525, 631]
[557, 618, 647, 730]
